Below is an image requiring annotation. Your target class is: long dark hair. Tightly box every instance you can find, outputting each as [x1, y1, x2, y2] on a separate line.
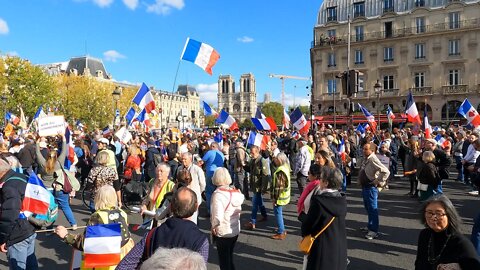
[420, 194, 462, 234]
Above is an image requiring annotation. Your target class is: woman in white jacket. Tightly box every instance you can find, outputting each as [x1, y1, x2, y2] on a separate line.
[210, 167, 244, 270]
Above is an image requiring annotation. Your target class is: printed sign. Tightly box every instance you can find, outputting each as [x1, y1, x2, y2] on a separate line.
[376, 154, 390, 169]
[38, 116, 65, 137]
[115, 127, 132, 145]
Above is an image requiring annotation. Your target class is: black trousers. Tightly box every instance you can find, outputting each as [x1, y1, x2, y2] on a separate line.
[214, 235, 238, 270]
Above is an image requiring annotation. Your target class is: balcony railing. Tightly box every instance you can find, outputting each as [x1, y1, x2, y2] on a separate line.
[442, 85, 468, 94]
[410, 87, 433, 96]
[322, 92, 340, 97]
[383, 7, 395, 13]
[382, 89, 399, 97]
[312, 18, 480, 48]
[354, 91, 369, 98]
[353, 12, 365, 18]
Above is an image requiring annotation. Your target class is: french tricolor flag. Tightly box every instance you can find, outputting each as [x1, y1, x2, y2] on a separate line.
[247, 131, 269, 150]
[290, 107, 310, 134]
[251, 117, 277, 131]
[84, 223, 122, 268]
[435, 134, 448, 148]
[358, 103, 377, 131]
[64, 127, 75, 169]
[202, 101, 218, 117]
[132, 83, 156, 113]
[424, 110, 433, 139]
[22, 174, 51, 215]
[5, 112, 20, 125]
[181, 38, 220, 75]
[216, 110, 238, 130]
[458, 98, 480, 128]
[338, 138, 346, 162]
[405, 92, 422, 125]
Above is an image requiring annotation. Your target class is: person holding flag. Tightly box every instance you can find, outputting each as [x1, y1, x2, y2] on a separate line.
[0, 159, 39, 270]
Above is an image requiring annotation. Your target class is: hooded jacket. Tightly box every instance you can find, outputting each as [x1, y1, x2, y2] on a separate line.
[301, 190, 348, 270]
[210, 186, 244, 238]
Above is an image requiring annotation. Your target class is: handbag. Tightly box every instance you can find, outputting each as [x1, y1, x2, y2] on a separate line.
[56, 161, 79, 193]
[298, 216, 335, 255]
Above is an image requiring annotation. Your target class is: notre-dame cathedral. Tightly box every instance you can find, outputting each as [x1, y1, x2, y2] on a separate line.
[217, 73, 257, 123]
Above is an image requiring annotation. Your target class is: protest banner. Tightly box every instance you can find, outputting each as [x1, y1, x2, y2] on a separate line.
[38, 116, 65, 137]
[115, 127, 132, 144]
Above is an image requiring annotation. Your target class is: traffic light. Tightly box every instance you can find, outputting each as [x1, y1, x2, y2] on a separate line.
[191, 110, 196, 119]
[341, 70, 362, 97]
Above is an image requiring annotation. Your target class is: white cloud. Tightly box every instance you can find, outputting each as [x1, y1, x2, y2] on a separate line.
[5, 51, 18, 57]
[0, 18, 9, 35]
[237, 36, 254, 43]
[146, 0, 185, 15]
[195, 83, 218, 106]
[123, 0, 139, 10]
[93, 0, 114, 8]
[103, 50, 126, 62]
[283, 93, 310, 107]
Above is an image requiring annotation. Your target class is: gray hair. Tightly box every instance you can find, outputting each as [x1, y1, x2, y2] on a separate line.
[156, 162, 171, 175]
[212, 167, 232, 186]
[275, 153, 290, 171]
[320, 166, 343, 190]
[140, 247, 206, 270]
[420, 194, 462, 234]
[182, 152, 193, 160]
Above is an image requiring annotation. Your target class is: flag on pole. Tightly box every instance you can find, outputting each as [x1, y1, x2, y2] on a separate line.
[76, 120, 85, 131]
[435, 134, 449, 148]
[289, 107, 310, 134]
[5, 112, 20, 125]
[83, 223, 122, 268]
[255, 107, 266, 119]
[181, 38, 220, 75]
[283, 109, 290, 129]
[18, 108, 27, 129]
[64, 127, 75, 169]
[22, 173, 51, 215]
[386, 106, 395, 120]
[338, 138, 346, 162]
[405, 92, 422, 124]
[202, 101, 218, 117]
[358, 103, 377, 131]
[251, 117, 277, 131]
[124, 107, 136, 126]
[247, 131, 269, 150]
[458, 98, 480, 128]
[33, 105, 47, 121]
[216, 110, 239, 130]
[102, 126, 112, 137]
[132, 83, 156, 113]
[424, 109, 433, 139]
[356, 123, 366, 135]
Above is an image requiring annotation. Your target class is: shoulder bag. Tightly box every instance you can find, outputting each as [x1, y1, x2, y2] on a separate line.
[299, 216, 335, 255]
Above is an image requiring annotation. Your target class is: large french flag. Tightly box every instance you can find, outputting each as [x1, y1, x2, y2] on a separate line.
[251, 117, 277, 131]
[181, 38, 220, 75]
[84, 223, 122, 268]
[405, 92, 422, 125]
[283, 109, 290, 129]
[424, 109, 433, 139]
[33, 105, 47, 121]
[132, 83, 156, 113]
[358, 103, 377, 131]
[202, 101, 218, 117]
[290, 107, 310, 134]
[458, 99, 480, 128]
[22, 174, 51, 215]
[247, 131, 269, 150]
[216, 110, 238, 130]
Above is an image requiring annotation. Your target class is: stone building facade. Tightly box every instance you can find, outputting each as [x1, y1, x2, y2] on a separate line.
[311, 0, 480, 123]
[218, 73, 257, 123]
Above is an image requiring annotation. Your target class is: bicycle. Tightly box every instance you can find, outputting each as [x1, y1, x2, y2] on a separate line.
[120, 177, 149, 212]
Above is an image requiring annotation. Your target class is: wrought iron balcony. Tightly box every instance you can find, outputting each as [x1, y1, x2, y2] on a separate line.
[442, 85, 468, 94]
[354, 91, 369, 98]
[381, 89, 399, 97]
[312, 18, 480, 48]
[410, 87, 433, 96]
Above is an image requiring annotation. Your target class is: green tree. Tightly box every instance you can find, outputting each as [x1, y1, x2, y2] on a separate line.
[261, 102, 284, 126]
[203, 115, 216, 127]
[240, 118, 254, 129]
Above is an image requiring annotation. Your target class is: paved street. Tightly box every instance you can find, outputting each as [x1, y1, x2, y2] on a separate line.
[1, 173, 478, 270]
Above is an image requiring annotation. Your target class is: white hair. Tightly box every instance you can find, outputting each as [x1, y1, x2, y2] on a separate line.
[140, 247, 206, 270]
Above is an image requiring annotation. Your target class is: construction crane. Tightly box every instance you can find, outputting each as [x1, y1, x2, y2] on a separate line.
[268, 74, 311, 108]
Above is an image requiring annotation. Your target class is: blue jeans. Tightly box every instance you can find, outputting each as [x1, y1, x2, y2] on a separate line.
[274, 205, 285, 234]
[89, 199, 96, 213]
[251, 192, 267, 224]
[341, 167, 347, 192]
[7, 233, 38, 270]
[434, 181, 443, 194]
[455, 156, 465, 182]
[205, 176, 216, 214]
[362, 186, 379, 233]
[471, 212, 480, 256]
[54, 191, 77, 226]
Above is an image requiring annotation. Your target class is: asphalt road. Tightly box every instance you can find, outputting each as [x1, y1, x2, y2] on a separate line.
[1, 172, 478, 270]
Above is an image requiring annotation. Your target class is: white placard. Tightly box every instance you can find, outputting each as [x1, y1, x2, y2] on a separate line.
[376, 154, 390, 168]
[115, 127, 132, 144]
[38, 116, 65, 137]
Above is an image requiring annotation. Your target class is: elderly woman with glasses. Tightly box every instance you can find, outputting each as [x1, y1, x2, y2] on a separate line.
[415, 195, 480, 270]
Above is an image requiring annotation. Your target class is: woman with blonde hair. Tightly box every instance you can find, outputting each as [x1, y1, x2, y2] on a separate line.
[55, 185, 134, 270]
[124, 145, 143, 182]
[211, 167, 244, 270]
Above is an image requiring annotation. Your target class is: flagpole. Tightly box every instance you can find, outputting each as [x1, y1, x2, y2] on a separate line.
[167, 60, 183, 131]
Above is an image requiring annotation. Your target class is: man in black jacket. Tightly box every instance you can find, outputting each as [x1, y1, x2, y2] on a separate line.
[145, 140, 161, 181]
[16, 137, 37, 175]
[0, 159, 38, 270]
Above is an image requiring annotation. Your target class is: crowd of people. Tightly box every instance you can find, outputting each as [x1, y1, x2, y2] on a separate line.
[0, 123, 480, 269]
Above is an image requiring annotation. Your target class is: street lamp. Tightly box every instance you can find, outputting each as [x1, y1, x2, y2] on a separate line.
[112, 86, 122, 131]
[374, 80, 382, 130]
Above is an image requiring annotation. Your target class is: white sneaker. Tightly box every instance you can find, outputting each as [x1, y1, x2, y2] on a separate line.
[468, 191, 479, 196]
[71, 224, 78, 231]
[365, 231, 378, 240]
[359, 227, 369, 233]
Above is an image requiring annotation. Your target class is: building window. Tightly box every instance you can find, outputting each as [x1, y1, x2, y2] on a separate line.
[326, 7, 337, 22]
[327, 29, 336, 38]
[383, 75, 394, 90]
[327, 79, 337, 94]
[415, 43, 425, 59]
[415, 0, 425, 7]
[449, 70, 460, 85]
[355, 26, 364, 41]
[328, 53, 336, 67]
[384, 47, 394, 62]
[353, 2, 365, 18]
[358, 74, 365, 92]
[449, 39, 460, 56]
[384, 0, 394, 13]
[416, 17, 425, 33]
[449, 12, 460, 29]
[414, 72, 425, 88]
[355, 50, 364, 64]
[385, 22, 393, 38]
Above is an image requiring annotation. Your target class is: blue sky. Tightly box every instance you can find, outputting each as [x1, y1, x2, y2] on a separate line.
[0, 0, 321, 108]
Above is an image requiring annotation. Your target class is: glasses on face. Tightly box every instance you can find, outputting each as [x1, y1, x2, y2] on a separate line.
[425, 211, 447, 219]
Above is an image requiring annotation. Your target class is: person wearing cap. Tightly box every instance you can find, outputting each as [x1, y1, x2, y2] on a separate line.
[293, 138, 311, 194]
[95, 138, 117, 171]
